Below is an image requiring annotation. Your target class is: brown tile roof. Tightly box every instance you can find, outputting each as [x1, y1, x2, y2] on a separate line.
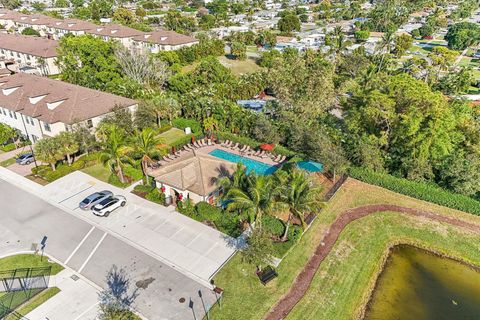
[88, 24, 143, 38]
[0, 73, 136, 125]
[48, 18, 97, 31]
[150, 153, 236, 196]
[0, 33, 59, 57]
[0, 9, 22, 20]
[14, 13, 56, 26]
[133, 30, 198, 46]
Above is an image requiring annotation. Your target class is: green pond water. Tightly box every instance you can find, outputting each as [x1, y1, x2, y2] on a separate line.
[364, 245, 480, 320]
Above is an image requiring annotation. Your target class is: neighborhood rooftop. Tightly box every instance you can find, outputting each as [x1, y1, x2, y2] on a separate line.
[0, 32, 59, 58]
[0, 73, 136, 125]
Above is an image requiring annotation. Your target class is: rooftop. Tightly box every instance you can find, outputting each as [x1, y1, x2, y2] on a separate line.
[0, 33, 59, 58]
[133, 30, 198, 46]
[0, 73, 136, 124]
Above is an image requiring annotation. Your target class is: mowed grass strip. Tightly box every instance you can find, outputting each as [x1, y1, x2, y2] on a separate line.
[210, 179, 480, 320]
[7, 287, 61, 319]
[0, 254, 63, 275]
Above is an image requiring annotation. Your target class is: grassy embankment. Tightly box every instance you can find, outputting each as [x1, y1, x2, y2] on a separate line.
[210, 179, 480, 320]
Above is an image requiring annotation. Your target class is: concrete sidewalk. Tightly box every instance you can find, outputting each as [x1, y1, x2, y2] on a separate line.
[26, 268, 100, 320]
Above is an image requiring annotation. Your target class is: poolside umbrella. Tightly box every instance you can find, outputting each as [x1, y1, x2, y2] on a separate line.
[191, 135, 195, 143]
[260, 144, 275, 151]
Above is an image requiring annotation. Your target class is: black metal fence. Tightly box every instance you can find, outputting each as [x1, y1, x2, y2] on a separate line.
[0, 266, 51, 319]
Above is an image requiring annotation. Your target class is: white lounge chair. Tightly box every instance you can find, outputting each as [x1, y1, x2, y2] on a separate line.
[278, 155, 286, 162]
[226, 141, 233, 147]
[239, 145, 247, 152]
[193, 141, 200, 148]
[231, 143, 239, 150]
[207, 139, 213, 146]
[221, 140, 230, 147]
[253, 150, 261, 157]
[162, 156, 170, 162]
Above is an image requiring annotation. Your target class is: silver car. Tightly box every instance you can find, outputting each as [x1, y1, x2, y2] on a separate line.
[79, 190, 113, 210]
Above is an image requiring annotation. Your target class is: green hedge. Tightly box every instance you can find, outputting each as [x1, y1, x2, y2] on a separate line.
[145, 188, 166, 205]
[349, 167, 480, 215]
[33, 160, 86, 182]
[0, 143, 16, 152]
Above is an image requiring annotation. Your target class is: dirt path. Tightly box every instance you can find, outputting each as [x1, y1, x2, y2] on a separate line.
[264, 204, 480, 320]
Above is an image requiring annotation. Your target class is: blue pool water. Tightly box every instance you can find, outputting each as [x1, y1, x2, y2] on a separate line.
[297, 160, 323, 172]
[209, 149, 277, 175]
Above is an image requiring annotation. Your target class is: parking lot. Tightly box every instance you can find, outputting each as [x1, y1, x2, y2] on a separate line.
[42, 171, 238, 285]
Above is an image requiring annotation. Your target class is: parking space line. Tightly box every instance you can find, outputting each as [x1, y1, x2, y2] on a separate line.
[64, 226, 96, 265]
[78, 232, 107, 273]
[58, 185, 93, 204]
[73, 301, 99, 320]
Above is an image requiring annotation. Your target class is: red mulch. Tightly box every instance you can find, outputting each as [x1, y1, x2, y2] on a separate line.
[264, 204, 480, 320]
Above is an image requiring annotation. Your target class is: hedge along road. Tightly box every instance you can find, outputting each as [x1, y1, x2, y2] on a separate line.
[264, 204, 480, 320]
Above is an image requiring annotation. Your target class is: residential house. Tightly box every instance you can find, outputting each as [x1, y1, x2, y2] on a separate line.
[132, 30, 198, 53]
[0, 73, 136, 143]
[0, 33, 60, 75]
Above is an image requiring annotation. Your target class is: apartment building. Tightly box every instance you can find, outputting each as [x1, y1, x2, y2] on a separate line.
[0, 9, 198, 52]
[0, 73, 136, 143]
[0, 33, 60, 75]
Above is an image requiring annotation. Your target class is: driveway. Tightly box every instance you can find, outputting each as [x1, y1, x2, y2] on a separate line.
[42, 171, 237, 285]
[6, 162, 35, 176]
[0, 176, 219, 320]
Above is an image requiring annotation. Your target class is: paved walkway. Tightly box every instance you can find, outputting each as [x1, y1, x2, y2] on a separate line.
[265, 204, 480, 320]
[0, 145, 30, 162]
[26, 268, 100, 320]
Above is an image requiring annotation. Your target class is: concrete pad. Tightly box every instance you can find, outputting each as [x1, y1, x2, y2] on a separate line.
[6, 162, 34, 176]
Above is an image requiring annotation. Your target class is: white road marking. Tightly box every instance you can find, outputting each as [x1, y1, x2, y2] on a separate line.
[57, 185, 93, 204]
[78, 232, 107, 273]
[64, 226, 96, 265]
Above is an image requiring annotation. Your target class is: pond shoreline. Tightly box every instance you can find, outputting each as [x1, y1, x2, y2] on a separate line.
[358, 242, 480, 320]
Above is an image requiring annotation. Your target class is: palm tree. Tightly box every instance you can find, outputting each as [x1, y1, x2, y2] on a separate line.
[98, 124, 129, 184]
[57, 131, 79, 166]
[140, 95, 180, 128]
[131, 128, 163, 184]
[34, 137, 63, 171]
[203, 116, 219, 139]
[215, 162, 248, 196]
[276, 170, 323, 241]
[226, 173, 276, 228]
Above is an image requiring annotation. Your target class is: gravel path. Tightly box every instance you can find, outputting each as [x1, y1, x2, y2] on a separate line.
[264, 204, 480, 320]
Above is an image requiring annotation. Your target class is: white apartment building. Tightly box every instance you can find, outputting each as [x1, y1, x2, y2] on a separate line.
[0, 73, 137, 143]
[0, 33, 60, 75]
[132, 30, 198, 53]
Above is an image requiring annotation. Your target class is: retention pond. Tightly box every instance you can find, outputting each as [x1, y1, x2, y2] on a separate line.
[364, 245, 480, 320]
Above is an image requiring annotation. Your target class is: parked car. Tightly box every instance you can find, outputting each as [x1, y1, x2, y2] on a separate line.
[79, 190, 113, 210]
[16, 153, 35, 165]
[92, 195, 126, 217]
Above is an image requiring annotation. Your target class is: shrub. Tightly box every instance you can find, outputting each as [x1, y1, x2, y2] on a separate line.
[215, 211, 241, 237]
[34, 160, 86, 182]
[262, 215, 285, 237]
[271, 225, 302, 258]
[134, 184, 155, 194]
[196, 201, 222, 221]
[1, 143, 16, 152]
[145, 188, 166, 205]
[124, 166, 143, 181]
[107, 174, 128, 188]
[172, 118, 202, 133]
[349, 167, 480, 215]
[156, 125, 173, 135]
[177, 199, 196, 216]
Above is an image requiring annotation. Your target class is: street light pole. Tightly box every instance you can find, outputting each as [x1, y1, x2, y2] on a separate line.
[19, 114, 38, 168]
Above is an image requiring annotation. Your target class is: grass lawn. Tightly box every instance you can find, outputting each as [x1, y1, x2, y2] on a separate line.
[158, 128, 186, 145]
[0, 157, 16, 167]
[209, 179, 480, 320]
[81, 163, 111, 183]
[218, 56, 261, 75]
[9, 287, 60, 319]
[0, 254, 64, 275]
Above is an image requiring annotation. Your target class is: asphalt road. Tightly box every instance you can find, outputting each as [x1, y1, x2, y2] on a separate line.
[0, 179, 218, 320]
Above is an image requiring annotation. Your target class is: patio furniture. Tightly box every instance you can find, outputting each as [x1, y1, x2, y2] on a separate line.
[226, 141, 233, 147]
[231, 143, 239, 150]
[162, 156, 170, 162]
[273, 154, 281, 162]
[239, 145, 247, 152]
[193, 141, 200, 148]
[278, 155, 286, 162]
[222, 140, 231, 147]
[167, 154, 176, 160]
[257, 266, 278, 285]
[207, 139, 213, 146]
[253, 150, 261, 157]
[258, 151, 266, 158]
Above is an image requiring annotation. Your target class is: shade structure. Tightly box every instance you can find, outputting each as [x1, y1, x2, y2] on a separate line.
[260, 144, 275, 151]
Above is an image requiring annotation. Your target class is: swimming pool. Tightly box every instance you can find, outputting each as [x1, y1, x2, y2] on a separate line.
[297, 160, 323, 173]
[209, 149, 277, 175]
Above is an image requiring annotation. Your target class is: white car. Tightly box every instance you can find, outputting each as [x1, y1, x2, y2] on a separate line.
[92, 195, 126, 217]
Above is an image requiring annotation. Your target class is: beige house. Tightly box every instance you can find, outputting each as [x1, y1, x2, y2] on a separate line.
[132, 30, 199, 53]
[148, 153, 236, 205]
[0, 73, 136, 143]
[0, 33, 60, 75]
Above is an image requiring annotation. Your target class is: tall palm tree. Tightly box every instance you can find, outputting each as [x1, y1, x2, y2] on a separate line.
[215, 162, 248, 196]
[276, 170, 323, 241]
[226, 173, 276, 228]
[57, 131, 79, 166]
[141, 95, 180, 128]
[131, 128, 163, 184]
[98, 124, 129, 184]
[34, 137, 63, 171]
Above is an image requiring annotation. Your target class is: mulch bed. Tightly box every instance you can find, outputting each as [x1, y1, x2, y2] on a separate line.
[264, 204, 480, 320]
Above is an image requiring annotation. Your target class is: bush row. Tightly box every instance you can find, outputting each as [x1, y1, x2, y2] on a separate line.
[349, 167, 480, 215]
[172, 118, 202, 133]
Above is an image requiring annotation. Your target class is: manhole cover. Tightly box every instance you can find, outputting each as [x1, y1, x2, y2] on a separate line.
[179, 298, 185, 303]
[71, 275, 79, 281]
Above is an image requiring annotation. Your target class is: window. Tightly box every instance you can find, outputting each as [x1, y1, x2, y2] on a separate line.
[44, 122, 51, 132]
[13, 112, 16, 120]
[29, 117, 35, 126]
[31, 135, 38, 143]
[8, 111, 12, 118]
[86, 119, 93, 128]
[24, 115, 29, 124]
